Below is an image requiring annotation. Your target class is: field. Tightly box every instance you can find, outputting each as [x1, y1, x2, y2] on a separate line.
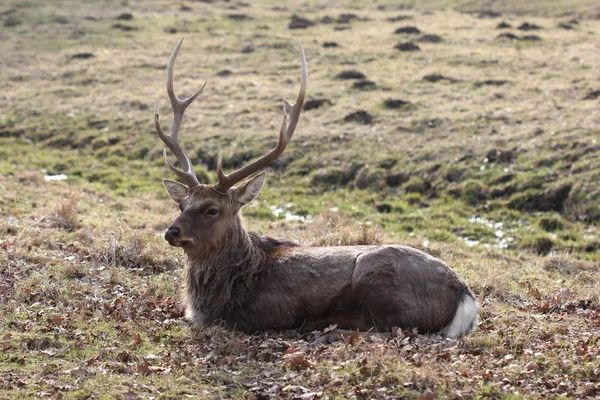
[1, 0, 599, 398]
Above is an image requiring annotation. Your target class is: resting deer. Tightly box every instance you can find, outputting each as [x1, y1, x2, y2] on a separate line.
[155, 39, 479, 338]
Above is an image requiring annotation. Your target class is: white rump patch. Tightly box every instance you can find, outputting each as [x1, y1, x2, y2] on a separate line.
[442, 293, 479, 338]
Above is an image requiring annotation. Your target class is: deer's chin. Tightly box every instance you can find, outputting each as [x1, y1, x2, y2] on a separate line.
[168, 238, 194, 248]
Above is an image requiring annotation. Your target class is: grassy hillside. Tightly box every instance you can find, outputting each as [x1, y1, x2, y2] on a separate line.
[1, 1, 599, 398]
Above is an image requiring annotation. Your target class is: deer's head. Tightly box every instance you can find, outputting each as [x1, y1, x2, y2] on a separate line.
[155, 39, 307, 255]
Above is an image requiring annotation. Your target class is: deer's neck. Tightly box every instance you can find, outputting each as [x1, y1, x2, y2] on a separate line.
[184, 218, 287, 323]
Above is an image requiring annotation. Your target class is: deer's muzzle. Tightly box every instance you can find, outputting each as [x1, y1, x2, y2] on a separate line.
[165, 227, 180, 242]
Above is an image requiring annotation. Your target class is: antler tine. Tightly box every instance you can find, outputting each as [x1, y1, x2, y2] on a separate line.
[214, 44, 308, 193]
[155, 38, 207, 187]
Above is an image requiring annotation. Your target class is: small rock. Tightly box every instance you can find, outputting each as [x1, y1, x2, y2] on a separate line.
[323, 41, 338, 48]
[394, 26, 420, 34]
[343, 110, 374, 125]
[394, 42, 420, 52]
[335, 70, 366, 80]
[217, 70, 232, 77]
[164, 27, 177, 34]
[288, 14, 315, 30]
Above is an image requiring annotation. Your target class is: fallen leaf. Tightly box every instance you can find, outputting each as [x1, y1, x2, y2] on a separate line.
[283, 352, 314, 370]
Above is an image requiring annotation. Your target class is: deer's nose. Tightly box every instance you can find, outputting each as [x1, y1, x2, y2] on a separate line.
[165, 227, 180, 242]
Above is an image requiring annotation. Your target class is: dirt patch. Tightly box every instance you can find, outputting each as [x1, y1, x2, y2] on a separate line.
[508, 182, 573, 212]
[227, 14, 252, 21]
[518, 22, 542, 30]
[352, 80, 376, 90]
[423, 74, 457, 83]
[557, 22, 574, 30]
[394, 42, 420, 51]
[288, 15, 315, 29]
[418, 34, 443, 43]
[115, 12, 133, 20]
[335, 70, 366, 80]
[71, 52, 95, 60]
[474, 79, 508, 88]
[343, 110, 374, 124]
[303, 98, 332, 111]
[384, 99, 414, 109]
[336, 14, 365, 23]
[3, 16, 21, 27]
[394, 26, 421, 34]
[485, 148, 516, 163]
[496, 32, 520, 40]
[112, 23, 137, 31]
[583, 90, 600, 100]
[387, 15, 412, 22]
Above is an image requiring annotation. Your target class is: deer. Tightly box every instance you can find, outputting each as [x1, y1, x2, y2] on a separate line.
[154, 39, 479, 338]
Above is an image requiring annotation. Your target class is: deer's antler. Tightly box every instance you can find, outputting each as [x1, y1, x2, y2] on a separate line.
[155, 38, 207, 187]
[213, 44, 308, 193]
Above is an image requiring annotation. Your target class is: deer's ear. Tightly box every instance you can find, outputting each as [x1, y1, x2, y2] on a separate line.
[234, 172, 266, 207]
[163, 179, 189, 203]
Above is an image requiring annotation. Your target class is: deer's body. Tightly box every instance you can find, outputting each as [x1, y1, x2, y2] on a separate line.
[184, 232, 477, 336]
[154, 39, 479, 338]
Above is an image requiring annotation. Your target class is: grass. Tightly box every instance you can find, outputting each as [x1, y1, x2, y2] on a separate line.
[1, 0, 599, 398]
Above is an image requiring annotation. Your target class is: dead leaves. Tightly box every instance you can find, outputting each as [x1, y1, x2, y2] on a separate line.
[283, 345, 315, 370]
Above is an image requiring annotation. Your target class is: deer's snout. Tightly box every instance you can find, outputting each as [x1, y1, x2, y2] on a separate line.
[165, 227, 180, 242]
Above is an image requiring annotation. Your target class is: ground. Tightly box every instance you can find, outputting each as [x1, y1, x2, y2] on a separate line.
[0, 0, 599, 399]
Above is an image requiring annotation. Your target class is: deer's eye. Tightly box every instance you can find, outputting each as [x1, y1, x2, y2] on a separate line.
[206, 208, 219, 216]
